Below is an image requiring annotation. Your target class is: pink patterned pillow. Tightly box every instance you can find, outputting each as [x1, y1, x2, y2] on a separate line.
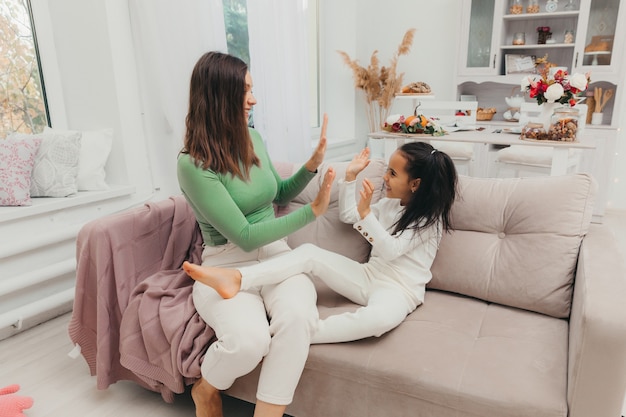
[0, 136, 42, 206]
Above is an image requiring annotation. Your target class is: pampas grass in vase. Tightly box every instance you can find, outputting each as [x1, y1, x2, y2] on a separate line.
[338, 28, 415, 133]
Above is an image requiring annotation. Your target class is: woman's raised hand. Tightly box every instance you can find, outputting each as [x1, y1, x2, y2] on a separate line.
[345, 147, 371, 182]
[310, 167, 336, 217]
[305, 113, 328, 173]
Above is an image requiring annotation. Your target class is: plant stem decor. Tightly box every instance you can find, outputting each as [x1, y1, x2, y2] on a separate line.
[338, 28, 416, 133]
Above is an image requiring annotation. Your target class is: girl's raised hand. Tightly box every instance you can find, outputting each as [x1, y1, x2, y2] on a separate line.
[345, 147, 371, 182]
[357, 178, 374, 219]
[305, 113, 328, 173]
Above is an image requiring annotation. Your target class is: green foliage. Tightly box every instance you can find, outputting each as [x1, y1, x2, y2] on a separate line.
[0, 0, 48, 138]
[222, 0, 250, 65]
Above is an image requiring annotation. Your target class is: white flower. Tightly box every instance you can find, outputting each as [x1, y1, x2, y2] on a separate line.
[386, 114, 403, 125]
[568, 73, 588, 91]
[544, 83, 565, 102]
[520, 76, 533, 91]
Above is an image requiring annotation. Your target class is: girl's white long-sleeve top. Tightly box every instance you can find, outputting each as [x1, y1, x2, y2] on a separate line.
[338, 178, 441, 305]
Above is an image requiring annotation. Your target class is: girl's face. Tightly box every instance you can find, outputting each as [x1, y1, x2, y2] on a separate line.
[244, 71, 257, 122]
[383, 150, 420, 206]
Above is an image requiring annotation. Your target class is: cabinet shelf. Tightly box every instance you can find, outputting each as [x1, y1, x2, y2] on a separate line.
[503, 11, 579, 20]
[501, 43, 575, 49]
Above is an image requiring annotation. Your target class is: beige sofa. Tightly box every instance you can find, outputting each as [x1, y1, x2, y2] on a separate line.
[226, 160, 626, 417]
[70, 159, 626, 417]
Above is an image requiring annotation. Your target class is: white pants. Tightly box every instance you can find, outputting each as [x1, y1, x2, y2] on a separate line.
[192, 239, 318, 405]
[239, 243, 415, 344]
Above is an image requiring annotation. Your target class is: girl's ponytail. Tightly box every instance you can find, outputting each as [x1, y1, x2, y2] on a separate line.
[392, 142, 457, 235]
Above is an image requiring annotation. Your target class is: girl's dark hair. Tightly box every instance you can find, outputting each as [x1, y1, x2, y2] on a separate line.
[392, 141, 457, 235]
[182, 51, 259, 179]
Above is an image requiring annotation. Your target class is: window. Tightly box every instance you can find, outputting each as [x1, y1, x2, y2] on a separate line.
[0, 0, 48, 137]
[222, 0, 250, 65]
[221, 0, 320, 131]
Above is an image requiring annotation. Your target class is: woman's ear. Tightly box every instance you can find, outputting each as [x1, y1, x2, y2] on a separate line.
[411, 178, 421, 193]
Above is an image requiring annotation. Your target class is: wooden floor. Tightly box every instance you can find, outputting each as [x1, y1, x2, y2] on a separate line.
[0, 312, 255, 417]
[2, 210, 625, 417]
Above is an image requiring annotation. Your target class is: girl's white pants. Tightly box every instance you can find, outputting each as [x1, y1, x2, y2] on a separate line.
[239, 243, 416, 344]
[192, 239, 318, 406]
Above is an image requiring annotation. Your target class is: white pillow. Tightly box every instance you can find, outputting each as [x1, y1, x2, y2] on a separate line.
[10, 131, 81, 197]
[44, 127, 113, 190]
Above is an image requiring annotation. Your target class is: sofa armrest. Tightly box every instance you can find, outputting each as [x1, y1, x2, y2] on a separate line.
[568, 223, 626, 417]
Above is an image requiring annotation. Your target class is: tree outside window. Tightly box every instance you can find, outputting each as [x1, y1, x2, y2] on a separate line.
[221, 0, 320, 130]
[222, 0, 250, 65]
[0, 0, 48, 138]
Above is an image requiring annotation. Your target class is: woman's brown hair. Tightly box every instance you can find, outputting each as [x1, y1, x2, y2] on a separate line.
[182, 51, 259, 179]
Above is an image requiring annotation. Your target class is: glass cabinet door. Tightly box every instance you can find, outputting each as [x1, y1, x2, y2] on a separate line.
[459, 0, 502, 74]
[466, 0, 496, 70]
[577, 0, 623, 70]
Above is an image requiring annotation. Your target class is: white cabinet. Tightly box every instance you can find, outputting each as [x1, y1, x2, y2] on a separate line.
[574, 0, 626, 81]
[457, 0, 624, 81]
[457, 0, 502, 76]
[457, 0, 623, 126]
[455, 0, 625, 221]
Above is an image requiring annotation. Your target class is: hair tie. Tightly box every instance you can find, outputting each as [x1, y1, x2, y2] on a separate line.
[431, 149, 437, 155]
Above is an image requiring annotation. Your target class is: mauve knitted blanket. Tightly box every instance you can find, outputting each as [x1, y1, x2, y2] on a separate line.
[68, 195, 214, 403]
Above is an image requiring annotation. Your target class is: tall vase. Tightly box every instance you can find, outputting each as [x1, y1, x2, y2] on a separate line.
[539, 102, 560, 131]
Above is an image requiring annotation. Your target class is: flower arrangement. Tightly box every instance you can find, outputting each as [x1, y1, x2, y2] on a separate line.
[521, 55, 591, 106]
[382, 113, 446, 136]
[338, 28, 416, 132]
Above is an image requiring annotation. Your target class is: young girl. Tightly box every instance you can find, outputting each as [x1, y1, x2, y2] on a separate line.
[184, 142, 457, 344]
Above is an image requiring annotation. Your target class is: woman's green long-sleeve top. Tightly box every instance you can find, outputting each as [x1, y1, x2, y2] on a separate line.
[177, 128, 317, 252]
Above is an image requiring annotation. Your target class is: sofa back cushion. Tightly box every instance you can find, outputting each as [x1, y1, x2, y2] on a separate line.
[429, 174, 596, 318]
[274, 159, 387, 263]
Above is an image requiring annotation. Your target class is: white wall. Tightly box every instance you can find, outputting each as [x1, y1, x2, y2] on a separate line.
[326, 0, 626, 211]
[33, 0, 626, 209]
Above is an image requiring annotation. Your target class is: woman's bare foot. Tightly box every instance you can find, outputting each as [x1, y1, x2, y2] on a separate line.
[191, 378, 223, 417]
[311, 167, 336, 217]
[183, 261, 242, 299]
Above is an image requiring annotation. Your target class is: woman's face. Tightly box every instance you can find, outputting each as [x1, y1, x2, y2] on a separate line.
[383, 150, 420, 206]
[244, 71, 256, 122]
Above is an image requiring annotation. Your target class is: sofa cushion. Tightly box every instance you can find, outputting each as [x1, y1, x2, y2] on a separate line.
[429, 174, 596, 318]
[275, 159, 386, 263]
[229, 285, 569, 417]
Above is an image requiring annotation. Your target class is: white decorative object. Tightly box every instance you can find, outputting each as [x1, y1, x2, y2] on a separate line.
[546, 0, 558, 12]
[539, 102, 560, 131]
[591, 112, 603, 125]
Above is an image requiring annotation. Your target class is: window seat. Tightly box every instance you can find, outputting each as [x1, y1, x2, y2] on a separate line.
[0, 185, 135, 224]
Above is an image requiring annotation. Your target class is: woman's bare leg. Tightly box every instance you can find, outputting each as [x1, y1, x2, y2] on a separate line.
[253, 400, 287, 417]
[183, 261, 241, 298]
[191, 377, 223, 417]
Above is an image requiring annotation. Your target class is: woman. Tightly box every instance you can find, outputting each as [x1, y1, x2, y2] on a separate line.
[177, 51, 335, 417]
[184, 142, 457, 344]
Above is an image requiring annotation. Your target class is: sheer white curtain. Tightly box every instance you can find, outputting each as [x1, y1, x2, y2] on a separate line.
[247, 1, 312, 163]
[128, 0, 227, 195]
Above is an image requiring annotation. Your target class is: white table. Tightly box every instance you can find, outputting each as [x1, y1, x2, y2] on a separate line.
[369, 130, 597, 177]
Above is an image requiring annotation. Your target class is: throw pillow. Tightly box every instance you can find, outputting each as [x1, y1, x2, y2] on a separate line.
[11, 131, 81, 197]
[0, 136, 42, 206]
[44, 127, 113, 190]
[429, 174, 597, 319]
